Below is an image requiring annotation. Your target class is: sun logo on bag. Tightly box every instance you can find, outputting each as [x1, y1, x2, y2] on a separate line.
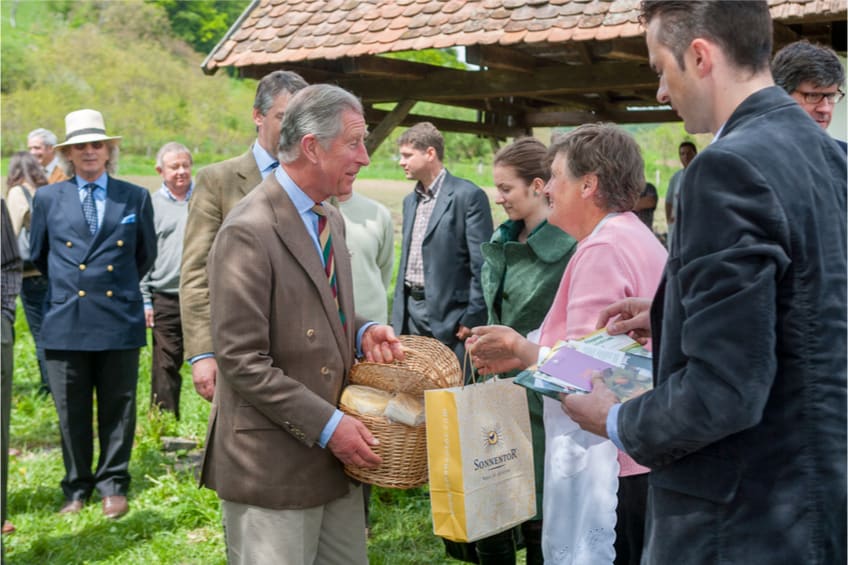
[482, 424, 504, 448]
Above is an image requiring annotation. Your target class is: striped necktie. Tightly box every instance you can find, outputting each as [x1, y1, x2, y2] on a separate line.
[82, 183, 98, 234]
[312, 204, 345, 328]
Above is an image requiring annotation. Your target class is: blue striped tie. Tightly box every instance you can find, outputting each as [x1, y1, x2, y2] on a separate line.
[82, 183, 98, 234]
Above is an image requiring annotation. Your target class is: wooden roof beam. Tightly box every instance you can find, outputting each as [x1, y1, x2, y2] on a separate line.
[341, 62, 660, 103]
[466, 45, 539, 73]
[773, 21, 801, 48]
[342, 56, 443, 79]
[363, 108, 527, 138]
[365, 99, 417, 155]
[597, 38, 649, 62]
[526, 108, 679, 127]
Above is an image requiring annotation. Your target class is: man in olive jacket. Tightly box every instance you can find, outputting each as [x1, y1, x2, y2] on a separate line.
[180, 70, 307, 402]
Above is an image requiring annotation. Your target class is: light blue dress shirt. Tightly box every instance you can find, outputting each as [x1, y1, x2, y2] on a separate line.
[76, 172, 108, 229]
[607, 403, 625, 450]
[274, 166, 376, 448]
[252, 142, 279, 179]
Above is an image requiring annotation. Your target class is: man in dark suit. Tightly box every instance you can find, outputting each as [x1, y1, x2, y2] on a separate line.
[564, 2, 846, 564]
[202, 84, 404, 565]
[29, 109, 156, 520]
[391, 122, 493, 375]
[180, 70, 307, 402]
[772, 40, 846, 151]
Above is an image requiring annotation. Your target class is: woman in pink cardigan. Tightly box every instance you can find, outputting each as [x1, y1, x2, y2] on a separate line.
[467, 123, 667, 565]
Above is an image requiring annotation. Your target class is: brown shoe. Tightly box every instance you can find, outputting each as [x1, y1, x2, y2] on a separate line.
[102, 495, 129, 519]
[59, 499, 85, 514]
[1, 520, 15, 534]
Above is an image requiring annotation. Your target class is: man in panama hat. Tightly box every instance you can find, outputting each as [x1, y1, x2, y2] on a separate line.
[29, 108, 156, 520]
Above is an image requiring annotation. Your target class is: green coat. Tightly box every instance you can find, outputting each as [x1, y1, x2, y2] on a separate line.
[480, 219, 576, 519]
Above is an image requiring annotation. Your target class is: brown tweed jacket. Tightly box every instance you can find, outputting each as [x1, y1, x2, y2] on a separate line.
[179, 149, 262, 360]
[200, 173, 364, 508]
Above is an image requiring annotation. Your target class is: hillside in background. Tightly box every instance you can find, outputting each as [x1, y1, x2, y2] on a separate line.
[0, 0, 709, 192]
[1, 0, 255, 163]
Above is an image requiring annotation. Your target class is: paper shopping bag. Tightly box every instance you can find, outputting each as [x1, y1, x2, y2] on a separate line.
[425, 377, 536, 542]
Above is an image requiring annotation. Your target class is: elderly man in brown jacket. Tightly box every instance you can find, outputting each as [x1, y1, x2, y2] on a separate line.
[201, 84, 404, 565]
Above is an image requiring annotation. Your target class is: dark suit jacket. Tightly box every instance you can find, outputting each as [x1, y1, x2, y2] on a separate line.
[618, 87, 847, 564]
[180, 149, 262, 360]
[29, 177, 156, 350]
[391, 170, 493, 344]
[200, 174, 367, 509]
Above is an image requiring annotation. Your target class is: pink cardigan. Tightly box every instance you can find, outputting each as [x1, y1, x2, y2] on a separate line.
[539, 212, 667, 476]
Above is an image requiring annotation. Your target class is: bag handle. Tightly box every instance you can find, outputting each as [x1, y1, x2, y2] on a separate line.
[462, 347, 481, 387]
[20, 184, 33, 208]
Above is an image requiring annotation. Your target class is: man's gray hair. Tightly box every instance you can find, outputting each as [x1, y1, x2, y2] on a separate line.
[156, 141, 192, 168]
[277, 84, 364, 164]
[57, 141, 120, 176]
[27, 128, 58, 147]
[772, 40, 845, 93]
[253, 70, 308, 116]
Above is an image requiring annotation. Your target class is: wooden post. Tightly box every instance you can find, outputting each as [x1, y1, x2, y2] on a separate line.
[364, 99, 416, 155]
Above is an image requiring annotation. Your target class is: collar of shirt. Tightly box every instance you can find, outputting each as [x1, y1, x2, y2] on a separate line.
[586, 212, 621, 240]
[76, 173, 108, 201]
[275, 166, 327, 259]
[159, 181, 193, 202]
[275, 166, 323, 225]
[252, 141, 279, 179]
[45, 156, 59, 175]
[414, 167, 446, 201]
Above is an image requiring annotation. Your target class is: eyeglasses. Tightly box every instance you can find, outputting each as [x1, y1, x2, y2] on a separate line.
[794, 89, 845, 105]
[71, 141, 105, 150]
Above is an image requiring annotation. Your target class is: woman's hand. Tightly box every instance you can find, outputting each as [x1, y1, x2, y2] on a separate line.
[466, 325, 538, 375]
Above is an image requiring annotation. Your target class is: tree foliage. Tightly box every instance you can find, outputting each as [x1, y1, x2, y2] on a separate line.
[382, 48, 468, 70]
[148, 0, 249, 54]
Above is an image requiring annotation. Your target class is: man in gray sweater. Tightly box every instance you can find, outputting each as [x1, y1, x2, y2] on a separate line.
[140, 142, 193, 419]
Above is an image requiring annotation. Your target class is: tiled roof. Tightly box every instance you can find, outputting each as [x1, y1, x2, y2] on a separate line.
[204, 0, 846, 72]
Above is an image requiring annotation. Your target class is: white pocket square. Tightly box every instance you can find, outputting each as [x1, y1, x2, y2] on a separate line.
[121, 213, 136, 224]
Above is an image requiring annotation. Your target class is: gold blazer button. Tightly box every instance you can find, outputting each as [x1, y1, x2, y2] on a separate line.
[66, 241, 73, 248]
[107, 265, 114, 272]
[106, 290, 114, 297]
[78, 290, 86, 297]
[117, 240, 124, 247]
[79, 264, 86, 271]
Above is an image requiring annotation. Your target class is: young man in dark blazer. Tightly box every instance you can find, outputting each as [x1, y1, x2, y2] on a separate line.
[563, 2, 846, 564]
[29, 109, 156, 520]
[391, 122, 493, 376]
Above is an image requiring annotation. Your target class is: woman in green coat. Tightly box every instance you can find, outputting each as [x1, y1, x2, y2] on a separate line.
[474, 137, 577, 565]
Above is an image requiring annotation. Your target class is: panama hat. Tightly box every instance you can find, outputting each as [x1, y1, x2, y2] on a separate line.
[54, 109, 122, 148]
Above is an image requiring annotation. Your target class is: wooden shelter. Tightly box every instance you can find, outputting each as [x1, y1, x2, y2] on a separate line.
[202, 0, 847, 151]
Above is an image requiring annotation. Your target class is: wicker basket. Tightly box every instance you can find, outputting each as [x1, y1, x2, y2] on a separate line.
[339, 405, 428, 489]
[350, 335, 462, 394]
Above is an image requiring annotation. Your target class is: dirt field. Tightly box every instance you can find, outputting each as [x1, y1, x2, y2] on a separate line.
[124, 175, 508, 236]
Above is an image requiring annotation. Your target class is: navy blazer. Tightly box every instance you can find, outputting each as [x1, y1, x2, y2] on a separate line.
[29, 177, 156, 351]
[391, 170, 493, 344]
[618, 87, 846, 563]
